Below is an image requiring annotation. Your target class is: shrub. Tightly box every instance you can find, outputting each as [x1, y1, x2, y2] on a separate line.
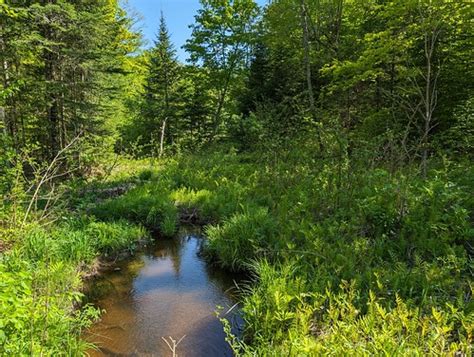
[0, 258, 100, 356]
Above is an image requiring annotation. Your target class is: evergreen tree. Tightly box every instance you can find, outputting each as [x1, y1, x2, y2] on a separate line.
[142, 12, 179, 156]
[0, 0, 139, 165]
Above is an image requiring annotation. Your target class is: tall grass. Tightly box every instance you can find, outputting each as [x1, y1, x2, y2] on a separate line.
[92, 185, 178, 237]
[2, 147, 470, 355]
[205, 206, 278, 271]
[0, 217, 147, 355]
[129, 148, 473, 355]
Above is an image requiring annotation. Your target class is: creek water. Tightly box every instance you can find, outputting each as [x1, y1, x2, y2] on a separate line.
[85, 228, 243, 357]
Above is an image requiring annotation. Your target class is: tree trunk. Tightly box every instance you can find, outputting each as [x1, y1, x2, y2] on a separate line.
[0, 33, 9, 136]
[300, 0, 315, 112]
[40, 0, 61, 159]
[46, 53, 59, 159]
[212, 65, 234, 139]
[0, 107, 6, 136]
[213, 88, 227, 137]
[159, 118, 167, 158]
[421, 25, 440, 178]
[0, 58, 11, 137]
[0, 28, 17, 144]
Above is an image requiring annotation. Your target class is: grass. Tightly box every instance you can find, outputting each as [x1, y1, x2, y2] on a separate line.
[0, 148, 472, 355]
[1, 215, 148, 355]
[92, 184, 178, 236]
[205, 206, 279, 271]
[111, 147, 472, 355]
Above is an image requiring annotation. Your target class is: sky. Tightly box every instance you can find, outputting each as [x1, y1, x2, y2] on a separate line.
[125, 0, 268, 63]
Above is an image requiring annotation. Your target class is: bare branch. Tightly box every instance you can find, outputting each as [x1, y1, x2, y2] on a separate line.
[22, 132, 82, 226]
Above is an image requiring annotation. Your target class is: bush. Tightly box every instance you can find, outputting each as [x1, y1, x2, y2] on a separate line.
[0, 257, 99, 356]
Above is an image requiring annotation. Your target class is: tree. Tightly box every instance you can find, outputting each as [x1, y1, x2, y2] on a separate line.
[0, 0, 139, 167]
[142, 12, 179, 156]
[300, 0, 315, 112]
[175, 66, 214, 147]
[185, 0, 259, 139]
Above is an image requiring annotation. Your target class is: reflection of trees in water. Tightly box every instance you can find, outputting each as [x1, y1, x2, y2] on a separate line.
[86, 255, 146, 303]
[151, 235, 183, 276]
[166, 226, 201, 277]
[168, 237, 182, 277]
[199, 240, 248, 339]
[86, 227, 249, 356]
[205, 266, 247, 336]
[203, 254, 248, 300]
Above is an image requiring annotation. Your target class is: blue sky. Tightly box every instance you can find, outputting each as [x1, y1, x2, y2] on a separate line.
[125, 0, 268, 62]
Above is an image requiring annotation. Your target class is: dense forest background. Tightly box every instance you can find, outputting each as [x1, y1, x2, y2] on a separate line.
[0, 0, 473, 355]
[2, 0, 472, 167]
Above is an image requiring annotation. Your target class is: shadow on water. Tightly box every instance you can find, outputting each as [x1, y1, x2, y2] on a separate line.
[84, 227, 244, 357]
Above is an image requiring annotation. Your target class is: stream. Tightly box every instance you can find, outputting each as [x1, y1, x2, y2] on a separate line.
[84, 227, 243, 356]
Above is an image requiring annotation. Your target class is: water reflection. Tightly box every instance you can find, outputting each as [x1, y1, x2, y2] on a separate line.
[85, 228, 242, 357]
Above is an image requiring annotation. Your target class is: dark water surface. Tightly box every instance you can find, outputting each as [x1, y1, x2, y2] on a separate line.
[85, 228, 243, 357]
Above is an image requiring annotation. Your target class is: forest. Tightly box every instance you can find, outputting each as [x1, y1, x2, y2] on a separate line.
[0, 0, 473, 355]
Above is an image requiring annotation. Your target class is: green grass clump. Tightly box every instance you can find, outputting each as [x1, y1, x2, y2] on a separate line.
[170, 188, 214, 219]
[21, 220, 147, 264]
[92, 184, 178, 236]
[0, 216, 147, 355]
[146, 203, 178, 236]
[85, 220, 147, 255]
[205, 206, 278, 271]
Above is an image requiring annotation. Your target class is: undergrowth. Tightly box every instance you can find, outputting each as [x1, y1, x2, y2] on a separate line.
[115, 148, 473, 355]
[1, 190, 148, 355]
[1, 150, 472, 355]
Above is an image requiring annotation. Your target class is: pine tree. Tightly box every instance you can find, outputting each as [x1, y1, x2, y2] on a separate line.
[142, 12, 179, 156]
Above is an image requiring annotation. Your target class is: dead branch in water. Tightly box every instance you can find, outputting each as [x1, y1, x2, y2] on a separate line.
[162, 335, 186, 357]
